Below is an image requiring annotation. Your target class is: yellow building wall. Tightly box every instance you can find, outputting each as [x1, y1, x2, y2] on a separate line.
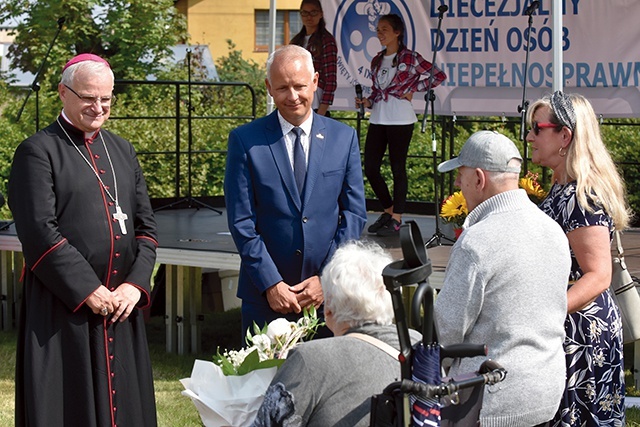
[179, 0, 301, 66]
[0, 29, 14, 44]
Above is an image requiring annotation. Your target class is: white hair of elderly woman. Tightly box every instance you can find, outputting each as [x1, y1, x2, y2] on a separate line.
[321, 240, 394, 328]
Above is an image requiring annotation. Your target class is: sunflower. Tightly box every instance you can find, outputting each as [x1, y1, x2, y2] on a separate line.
[440, 172, 548, 228]
[440, 191, 468, 228]
[519, 171, 548, 204]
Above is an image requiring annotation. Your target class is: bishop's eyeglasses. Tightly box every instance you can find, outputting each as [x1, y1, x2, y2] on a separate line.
[64, 84, 115, 106]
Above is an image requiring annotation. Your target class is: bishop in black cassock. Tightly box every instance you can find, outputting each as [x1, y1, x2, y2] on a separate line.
[8, 54, 158, 426]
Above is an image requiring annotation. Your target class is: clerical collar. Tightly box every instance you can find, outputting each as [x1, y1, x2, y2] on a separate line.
[60, 110, 99, 140]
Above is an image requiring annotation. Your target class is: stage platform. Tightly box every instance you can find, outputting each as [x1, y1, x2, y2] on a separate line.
[152, 206, 640, 284]
[151, 207, 452, 354]
[153, 207, 452, 276]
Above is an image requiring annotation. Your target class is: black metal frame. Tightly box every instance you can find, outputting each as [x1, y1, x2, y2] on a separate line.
[154, 50, 222, 213]
[371, 221, 507, 427]
[421, 5, 455, 248]
[517, 2, 540, 174]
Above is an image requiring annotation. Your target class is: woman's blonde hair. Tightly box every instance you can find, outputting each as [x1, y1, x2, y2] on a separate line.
[528, 92, 632, 230]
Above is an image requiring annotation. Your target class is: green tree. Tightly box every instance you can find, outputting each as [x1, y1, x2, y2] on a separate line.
[216, 40, 267, 108]
[0, 0, 188, 89]
[105, 42, 265, 199]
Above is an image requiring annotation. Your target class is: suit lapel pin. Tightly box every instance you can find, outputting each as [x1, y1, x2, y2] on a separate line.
[316, 133, 324, 139]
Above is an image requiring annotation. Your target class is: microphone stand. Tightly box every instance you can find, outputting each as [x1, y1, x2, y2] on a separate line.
[355, 84, 364, 144]
[423, 4, 454, 248]
[16, 17, 66, 132]
[154, 49, 221, 214]
[517, 2, 538, 174]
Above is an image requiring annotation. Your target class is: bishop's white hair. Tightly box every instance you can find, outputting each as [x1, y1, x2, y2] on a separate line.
[61, 60, 114, 87]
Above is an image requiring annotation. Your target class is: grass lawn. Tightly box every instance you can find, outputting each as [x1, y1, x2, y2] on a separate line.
[2, 308, 640, 426]
[0, 328, 17, 427]
[147, 308, 244, 426]
[0, 309, 243, 427]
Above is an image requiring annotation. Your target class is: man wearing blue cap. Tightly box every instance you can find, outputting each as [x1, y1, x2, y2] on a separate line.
[434, 131, 571, 426]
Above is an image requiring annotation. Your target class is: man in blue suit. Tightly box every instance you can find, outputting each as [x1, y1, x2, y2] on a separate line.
[224, 45, 367, 333]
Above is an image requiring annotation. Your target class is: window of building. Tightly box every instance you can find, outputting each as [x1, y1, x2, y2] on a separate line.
[255, 10, 303, 52]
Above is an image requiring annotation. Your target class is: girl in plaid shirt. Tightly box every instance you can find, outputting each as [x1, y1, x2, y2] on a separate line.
[356, 14, 446, 237]
[290, 0, 338, 117]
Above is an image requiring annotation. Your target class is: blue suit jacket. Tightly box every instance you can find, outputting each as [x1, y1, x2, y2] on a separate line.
[224, 112, 366, 324]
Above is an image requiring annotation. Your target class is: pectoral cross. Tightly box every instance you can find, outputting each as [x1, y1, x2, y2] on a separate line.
[113, 204, 128, 235]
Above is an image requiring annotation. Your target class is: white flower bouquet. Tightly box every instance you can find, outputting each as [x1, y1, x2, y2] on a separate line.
[181, 307, 323, 426]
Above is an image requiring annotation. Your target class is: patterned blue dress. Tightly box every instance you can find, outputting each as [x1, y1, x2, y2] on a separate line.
[540, 182, 625, 426]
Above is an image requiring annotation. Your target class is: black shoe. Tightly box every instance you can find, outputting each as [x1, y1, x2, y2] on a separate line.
[377, 218, 402, 237]
[368, 212, 392, 234]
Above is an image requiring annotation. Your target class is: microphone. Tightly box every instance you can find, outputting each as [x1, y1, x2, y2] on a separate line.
[438, 4, 448, 14]
[57, 17, 66, 27]
[524, 1, 539, 15]
[355, 84, 364, 117]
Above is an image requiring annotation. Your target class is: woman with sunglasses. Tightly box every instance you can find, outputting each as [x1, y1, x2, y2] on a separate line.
[290, 0, 337, 117]
[527, 91, 631, 426]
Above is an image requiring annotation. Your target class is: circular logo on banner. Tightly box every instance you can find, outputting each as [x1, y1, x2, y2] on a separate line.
[333, 0, 416, 67]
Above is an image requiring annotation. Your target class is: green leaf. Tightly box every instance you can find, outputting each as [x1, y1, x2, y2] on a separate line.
[213, 349, 239, 376]
[255, 358, 285, 370]
[235, 348, 260, 376]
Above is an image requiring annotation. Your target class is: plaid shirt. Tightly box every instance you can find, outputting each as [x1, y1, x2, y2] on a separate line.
[306, 29, 338, 106]
[368, 47, 447, 104]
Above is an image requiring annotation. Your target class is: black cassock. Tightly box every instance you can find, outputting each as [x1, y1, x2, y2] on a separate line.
[8, 116, 158, 427]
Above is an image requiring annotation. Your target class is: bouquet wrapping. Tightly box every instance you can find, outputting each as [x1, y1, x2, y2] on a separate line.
[181, 307, 323, 426]
[181, 359, 277, 427]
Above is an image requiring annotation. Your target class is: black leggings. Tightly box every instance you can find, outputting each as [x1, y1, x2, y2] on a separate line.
[364, 123, 414, 214]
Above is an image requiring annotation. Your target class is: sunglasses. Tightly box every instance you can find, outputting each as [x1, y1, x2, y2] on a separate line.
[531, 122, 560, 135]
